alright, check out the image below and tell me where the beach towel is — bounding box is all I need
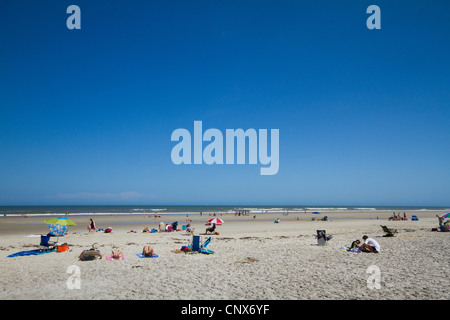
[7,248,55,258]
[201,248,214,254]
[136,253,159,258]
[106,254,125,261]
[340,246,361,253]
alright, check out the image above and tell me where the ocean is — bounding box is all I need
[0,205,448,217]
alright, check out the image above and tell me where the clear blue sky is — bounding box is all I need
[1,1,449,206]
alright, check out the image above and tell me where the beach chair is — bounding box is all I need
[201,236,214,254]
[381,225,397,237]
[187,235,214,254]
[40,235,56,250]
[187,235,201,253]
[205,224,216,234]
[316,230,331,246]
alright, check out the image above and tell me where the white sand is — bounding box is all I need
[0,211,449,300]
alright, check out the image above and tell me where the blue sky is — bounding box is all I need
[0,0,449,206]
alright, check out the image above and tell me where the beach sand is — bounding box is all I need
[0,210,449,300]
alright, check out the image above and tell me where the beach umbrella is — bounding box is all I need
[48,224,68,236]
[45,217,77,226]
[312,212,321,214]
[48,224,68,242]
[207,218,224,225]
[440,212,450,219]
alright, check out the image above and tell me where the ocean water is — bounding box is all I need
[0,205,448,217]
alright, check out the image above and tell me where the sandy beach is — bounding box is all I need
[0,210,449,300]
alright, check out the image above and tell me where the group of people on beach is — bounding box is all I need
[79,244,156,261]
[389,212,408,221]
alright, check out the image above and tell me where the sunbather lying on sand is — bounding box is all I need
[111,249,123,259]
[143,227,151,233]
[79,248,102,261]
[142,245,155,257]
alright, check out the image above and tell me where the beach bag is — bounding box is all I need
[105,228,112,233]
[57,243,69,252]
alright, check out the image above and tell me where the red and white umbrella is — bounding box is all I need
[207,218,224,225]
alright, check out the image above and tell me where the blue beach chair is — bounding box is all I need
[191,235,200,252]
[40,235,56,250]
[187,235,214,254]
[201,236,214,254]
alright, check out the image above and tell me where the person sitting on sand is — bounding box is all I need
[186,224,194,234]
[350,239,361,249]
[142,245,155,257]
[360,235,381,253]
[436,215,446,231]
[79,247,102,261]
[206,223,216,234]
[346,239,362,252]
[444,220,450,232]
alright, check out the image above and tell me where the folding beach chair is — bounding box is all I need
[316,230,332,246]
[201,236,214,254]
[40,235,56,250]
[187,235,214,254]
[191,235,200,252]
[381,225,397,237]
[185,235,200,254]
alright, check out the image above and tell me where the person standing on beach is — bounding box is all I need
[88,219,96,232]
